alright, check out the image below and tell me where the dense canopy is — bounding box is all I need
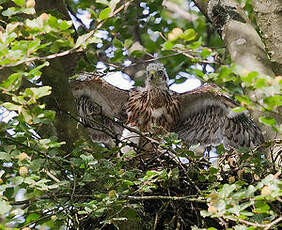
[0,0,281,229]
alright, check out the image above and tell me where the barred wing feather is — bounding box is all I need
[70,72,130,144]
[173,84,264,149]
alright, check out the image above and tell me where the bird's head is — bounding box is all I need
[145,63,169,90]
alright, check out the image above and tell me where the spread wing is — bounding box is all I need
[173,84,264,149]
[70,72,130,144]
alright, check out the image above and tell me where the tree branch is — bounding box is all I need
[126,195,206,202]
[252,0,282,75]
[224,215,282,229]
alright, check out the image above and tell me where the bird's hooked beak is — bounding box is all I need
[149,70,156,80]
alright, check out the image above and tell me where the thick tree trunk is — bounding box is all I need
[195,0,274,77]
[34,0,88,152]
[252,0,282,75]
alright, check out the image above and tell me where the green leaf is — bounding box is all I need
[12,0,25,6]
[174,77,186,84]
[75,31,99,48]
[87,36,102,44]
[124,39,133,49]
[30,86,52,99]
[131,50,145,58]
[232,107,246,112]
[255,78,267,88]
[193,69,204,77]
[0,72,22,91]
[2,102,21,111]
[97,0,109,5]
[2,7,19,16]
[10,176,24,185]
[181,29,196,42]
[145,170,158,177]
[30,158,45,171]
[0,152,11,160]
[209,167,218,175]
[113,38,123,48]
[26,213,41,224]
[122,179,134,186]
[58,20,73,31]
[239,211,254,217]
[259,117,276,126]
[34,110,56,123]
[241,71,258,83]
[221,184,237,198]
[235,95,252,105]
[263,95,282,107]
[2,7,35,16]
[162,41,173,50]
[99,7,111,20]
[233,225,248,230]
[0,200,12,215]
[201,48,211,58]
[254,200,270,213]
[81,154,95,162]
[28,62,49,78]
[190,40,201,49]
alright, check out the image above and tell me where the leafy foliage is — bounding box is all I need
[0,0,281,229]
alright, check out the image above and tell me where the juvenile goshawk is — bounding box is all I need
[70,63,264,153]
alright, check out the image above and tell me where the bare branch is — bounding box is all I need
[224,215,282,229]
[126,195,206,203]
[0,46,84,70]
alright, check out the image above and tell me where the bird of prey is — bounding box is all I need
[70,63,264,154]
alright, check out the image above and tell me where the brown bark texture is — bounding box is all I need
[207,0,274,77]
[34,0,88,152]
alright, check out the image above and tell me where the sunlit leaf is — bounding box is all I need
[190,40,201,49]
[99,7,111,20]
[162,41,173,50]
[97,0,109,5]
[2,7,35,16]
[12,0,25,6]
[0,200,12,215]
[2,102,21,111]
[259,116,276,126]
[232,107,246,112]
[181,29,197,41]
[255,78,267,88]
[0,72,22,91]
[241,71,258,83]
[30,86,52,99]
[201,48,211,58]
[263,95,282,107]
